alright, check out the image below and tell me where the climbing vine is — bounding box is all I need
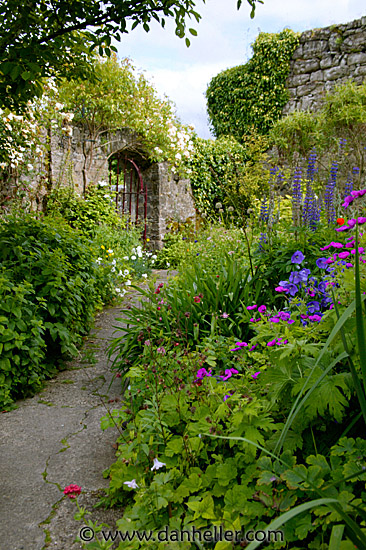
[206,29,300,141]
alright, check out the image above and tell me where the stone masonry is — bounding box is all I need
[283,15,366,114]
[49,126,196,248]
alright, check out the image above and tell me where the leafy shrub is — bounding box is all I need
[0,274,47,408]
[269,80,366,182]
[206,29,299,141]
[46,184,123,237]
[0,215,101,354]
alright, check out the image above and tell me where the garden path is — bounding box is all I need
[0,270,173,550]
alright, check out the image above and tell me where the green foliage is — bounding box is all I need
[57,55,195,170]
[46,184,123,237]
[270,80,366,179]
[0,215,108,408]
[0,274,47,408]
[206,29,300,141]
[0,0,259,110]
[186,133,270,219]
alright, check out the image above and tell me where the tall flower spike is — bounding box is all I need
[292,168,302,227]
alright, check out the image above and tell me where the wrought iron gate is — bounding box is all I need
[109,153,147,241]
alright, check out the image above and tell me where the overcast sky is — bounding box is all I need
[115,0,365,139]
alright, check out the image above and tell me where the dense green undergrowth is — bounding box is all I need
[0,186,154,409]
[88,182,366,550]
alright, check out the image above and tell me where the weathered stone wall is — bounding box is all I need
[283,16,366,114]
[49,126,195,248]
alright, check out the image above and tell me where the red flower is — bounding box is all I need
[193,296,201,303]
[336,218,345,225]
[63,484,82,499]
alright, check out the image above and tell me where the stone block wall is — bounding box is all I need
[49,126,195,248]
[283,16,366,114]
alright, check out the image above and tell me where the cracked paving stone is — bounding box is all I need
[0,271,171,550]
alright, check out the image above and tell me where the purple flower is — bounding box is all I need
[247,305,257,310]
[298,268,311,282]
[258,305,267,313]
[275,286,289,292]
[308,314,322,322]
[291,250,305,264]
[358,217,366,224]
[307,300,320,313]
[251,371,261,379]
[316,257,329,269]
[250,317,260,323]
[221,368,239,381]
[289,271,302,284]
[249,344,258,351]
[235,342,248,347]
[287,283,299,296]
[269,316,280,323]
[288,319,295,324]
[278,311,291,320]
[267,339,277,347]
[196,368,212,380]
[338,251,350,259]
[330,242,343,249]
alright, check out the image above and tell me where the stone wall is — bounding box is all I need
[283,16,366,114]
[49,126,196,248]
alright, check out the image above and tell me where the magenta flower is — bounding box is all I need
[63,484,82,499]
[330,242,343,249]
[358,217,366,224]
[338,251,350,259]
[275,286,289,292]
[247,305,257,310]
[269,316,280,323]
[220,368,239,381]
[196,368,212,380]
[251,371,261,379]
[351,247,365,254]
[267,339,277,347]
[308,314,322,322]
[258,305,267,313]
[250,317,260,323]
[249,344,258,351]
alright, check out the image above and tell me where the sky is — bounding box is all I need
[115,0,365,139]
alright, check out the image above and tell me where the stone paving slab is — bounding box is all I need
[0,271,173,550]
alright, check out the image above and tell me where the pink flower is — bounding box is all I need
[63,484,82,499]
[196,368,212,380]
[194,296,201,303]
[222,312,229,318]
[308,314,322,322]
[220,368,239,381]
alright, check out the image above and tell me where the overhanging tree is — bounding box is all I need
[0,0,260,110]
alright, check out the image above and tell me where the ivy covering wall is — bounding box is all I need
[206,29,300,142]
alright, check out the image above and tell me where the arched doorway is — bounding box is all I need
[109,151,147,242]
